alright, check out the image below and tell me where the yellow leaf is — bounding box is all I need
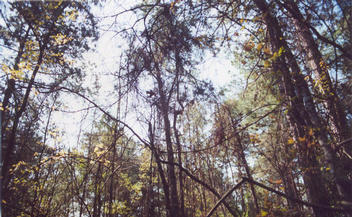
[287,138,294,145]
[257,43,263,52]
[2,200,6,204]
[263,47,271,55]
[264,60,270,68]
[261,210,268,216]
[298,137,305,142]
[308,128,313,136]
[326,167,330,171]
[281,208,288,212]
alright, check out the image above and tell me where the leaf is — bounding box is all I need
[261,210,268,216]
[308,128,313,136]
[287,138,294,144]
[264,60,270,68]
[263,47,271,55]
[298,137,305,142]
[243,41,255,51]
[269,179,282,184]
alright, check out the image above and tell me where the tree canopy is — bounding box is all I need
[1,0,351,217]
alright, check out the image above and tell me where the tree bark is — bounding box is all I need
[148,122,172,217]
[234,133,259,214]
[284,0,351,150]
[173,113,186,217]
[282,0,352,205]
[253,0,333,216]
[155,73,180,217]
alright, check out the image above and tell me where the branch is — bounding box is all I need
[59,86,150,148]
[275,0,352,60]
[206,177,352,217]
[160,160,240,217]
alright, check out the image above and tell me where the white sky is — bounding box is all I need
[50,0,243,150]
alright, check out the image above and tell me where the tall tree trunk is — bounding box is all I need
[148,122,172,217]
[284,0,351,151]
[156,73,180,217]
[253,0,333,216]
[174,113,186,217]
[282,0,352,205]
[93,162,102,217]
[108,127,118,217]
[2,3,69,203]
[237,163,246,215]
[280,129,303,213]
[280,168,302,213]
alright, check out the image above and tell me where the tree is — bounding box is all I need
[0,1,97,214]
[2,1,351,217]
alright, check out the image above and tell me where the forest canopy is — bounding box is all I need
[0,0,351,217]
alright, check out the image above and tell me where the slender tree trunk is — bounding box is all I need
[280,134,303,213]
[148,122,172,217]
[281,169,301,212]
[143,150,154,217]
[336,0,352,42]
[93,162,102,217]
[2,3,69,203]
[234,134,259,214]
[1,30,29,201]
[174,113,186,217]
[156,73,180,217]
[236,161,246,214]
[108,128,117,217]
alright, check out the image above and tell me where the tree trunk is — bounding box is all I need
[156,73,180,217]
[108,127,118,217]
[148,122,172,217]
[234,133,259,214]
[284,0,351,151]
[174,112,186,217]
[253,0,333,216]
[283,0,352,205]
[93,162,102,217]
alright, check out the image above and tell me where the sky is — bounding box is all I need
[49,0,243,150]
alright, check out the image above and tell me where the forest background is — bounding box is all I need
[0,0,351,217]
